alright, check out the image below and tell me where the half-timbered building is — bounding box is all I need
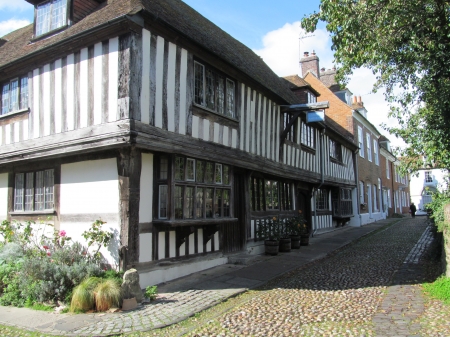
[0,0,358,286]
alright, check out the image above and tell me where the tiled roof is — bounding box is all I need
[0,0,298,104]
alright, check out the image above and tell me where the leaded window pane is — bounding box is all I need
[223,165,230,185]
[175,156,184,181]
[14,173,24,211]
[205,188,213,218]
[194,62,204,105]
[196,187,204,218]
[44,169,54,210]
[206,69,215,110]
[159,185,168,219]
[25,172,34,211]
[34,171,44,211]
[160,157,168,180]
[174,185,183,219]
[215,189,223,217]
[51,0,67,31]
[36,2,51,36]
[185,187,194,219]
[1,83,9,115]
[196,161,204,183]
[205,162,214,183]
[20,77,28,110]
[217,76,225,114]
[9,79,19,112]
[215,164,222,184]
[186,158,195,181]
[223,190,230,217]
[226,79,235,118]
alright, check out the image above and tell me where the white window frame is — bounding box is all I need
[307,91,317,103]
[1,76,28,115]
[373,184,378,211]
[358,126,364,158]
[359,181,365,204]
[425,171,433,183]
[387,189,392,207]
[373,139,379,165]
[35,0,68,37]
[301,121,315,148]
[366,133,372,162]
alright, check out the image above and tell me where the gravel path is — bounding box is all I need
[181,218,437,337]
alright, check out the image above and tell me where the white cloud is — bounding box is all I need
[0,0,32,11]
[0,19,31,37]
[253,22,404,148]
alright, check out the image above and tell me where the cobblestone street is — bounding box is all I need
[177,218,443,337]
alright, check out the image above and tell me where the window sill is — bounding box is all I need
[10,210,56,216]
[301,144,316,155]
[330,157,344,165]
[192,104,239,127]
[0,108,29,120]
[153,218,238,227]
[30,25,69,43]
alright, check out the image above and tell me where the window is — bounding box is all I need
[386,160,390,179]
[250,177,292,211]
[387,189,392,207]
[301,121,315,148]
[316,189,329,210]
[307,91,317,103]
[194,61,236,118]
[358,126,364,158]
[35,0,68,37]
[359,181,365,204]
[366,133,372,161]
[329,139,342,161]
[14,169,54,212]
[284,114,296,142]
[373,184,378,211]
[158,156,231,220]
[1,76,28,115]
[425,171,433,183]
[373,139,379,165]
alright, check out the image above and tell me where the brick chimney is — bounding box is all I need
[300,50,320,78]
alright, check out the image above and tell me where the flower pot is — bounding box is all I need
[290,235,301,249]
[264,239,279,255]
[279,237,292,252]
[300,233,310,246]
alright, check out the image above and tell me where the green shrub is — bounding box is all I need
[70,277,102,312]
[423,276,450,303]
[145,285,158,301]
[94,279,122,312]
[0,243,24,264]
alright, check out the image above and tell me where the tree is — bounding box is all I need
[301,0,450,171]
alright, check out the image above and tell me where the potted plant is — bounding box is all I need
[287,210,307,249]
[278,218,292,252]
[256,217,280,255]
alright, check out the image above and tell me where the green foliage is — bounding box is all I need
[25,300,54,311]
[255,217,281,240]
[286,212,308,236]
[94,279,122,312]
[423,276,450,304]
[145,285,158,301]
[425,189,450,232]
[302,0,450,171]
[70,277,102,312]
[81,220,113,263]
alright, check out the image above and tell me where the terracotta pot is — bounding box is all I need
[279,237,292,252]
[264,239,279,255]
[290,235,301,249]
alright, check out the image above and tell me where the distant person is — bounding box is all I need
[410,202,417,218]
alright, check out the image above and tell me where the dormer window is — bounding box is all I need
[35,0,68,37]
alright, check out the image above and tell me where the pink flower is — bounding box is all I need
[59,230,67,237]
[47,252,51,256]
[43,245,49,250]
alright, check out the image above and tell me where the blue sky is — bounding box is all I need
[0,0,400,145]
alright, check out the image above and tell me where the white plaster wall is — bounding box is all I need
[60,158,120,267]
[139,153,153,223]
[0,173,8,222]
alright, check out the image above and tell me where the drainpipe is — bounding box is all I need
[312,129,326,237]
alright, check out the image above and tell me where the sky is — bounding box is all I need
[0,0,401,146]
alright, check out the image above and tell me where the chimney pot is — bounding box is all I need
[321,67,325,72]
[357,96,362,103]
[304,51,309,57]
[352,96,357,104]
[312,50,316,56]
